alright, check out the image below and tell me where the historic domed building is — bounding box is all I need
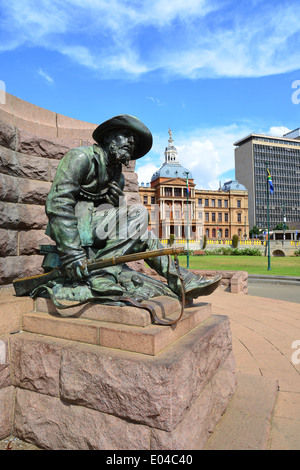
[139,130,249,241]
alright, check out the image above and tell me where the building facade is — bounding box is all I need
[235,128,300,230]
[196,182,249,240]
[139,131,249,241]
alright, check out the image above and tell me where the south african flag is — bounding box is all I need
[267,167,274,194]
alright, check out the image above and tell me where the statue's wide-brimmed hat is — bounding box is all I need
[92,114,153,160]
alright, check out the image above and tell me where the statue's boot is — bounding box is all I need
[144,238,222,300]
[88,272,124,296]
[180,272,222,299]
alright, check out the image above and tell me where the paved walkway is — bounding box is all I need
[202,287,300,450]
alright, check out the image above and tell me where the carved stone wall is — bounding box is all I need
[0,93,141,286]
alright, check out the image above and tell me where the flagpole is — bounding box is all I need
[184,171,190,268]
[266,162,271,271]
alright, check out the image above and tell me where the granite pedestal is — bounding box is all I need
[1,293,236,450]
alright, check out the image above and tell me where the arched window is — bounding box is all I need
[205,229,209,238]
[212,228,216,238]
[225,228,229,238]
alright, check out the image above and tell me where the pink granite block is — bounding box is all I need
[10,333,63,397]
[0,386,14,440]
[14,388,150,450]
[60,314,233,431]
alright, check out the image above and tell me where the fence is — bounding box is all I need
[159,239,300,247]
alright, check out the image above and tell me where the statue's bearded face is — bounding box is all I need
[105,129,139,166]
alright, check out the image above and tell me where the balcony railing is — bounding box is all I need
[159,239,300,247]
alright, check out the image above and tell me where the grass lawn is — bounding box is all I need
[177,255,300,277]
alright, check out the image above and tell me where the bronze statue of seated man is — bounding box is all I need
[28,115,221,308]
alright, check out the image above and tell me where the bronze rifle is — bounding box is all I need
[13,247,184,297]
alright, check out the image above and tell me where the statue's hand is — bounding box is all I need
[63,257,89,280]
[105,182,125,207]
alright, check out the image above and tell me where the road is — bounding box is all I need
[248,282,300,303]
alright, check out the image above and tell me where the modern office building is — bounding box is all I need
[234,129,300,230]
[139,130,249,240]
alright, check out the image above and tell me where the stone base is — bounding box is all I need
[1,293,236,449]
[24,296,212,356]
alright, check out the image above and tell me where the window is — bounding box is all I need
[205,199,209,207]
[174,188,181,197]
[165,188,172,197]
[237,213,242,223]
[225,213,228,222]
[151,196,155,204]
[218,213,222,222]
[212,212,216,222]
[205,229,210,238]
[198,198,202,206]
[211,199,215,207]
[218,199,222,207]
[225,228,229,238]
[224,200,228,208]
[205,212,209,222]
[212,228,216,238]
[175,210,181,219]
[143,196,148,204]
[237,200,241,208]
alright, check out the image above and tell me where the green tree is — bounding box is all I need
[249,225,260,237]
[273,223,289,231]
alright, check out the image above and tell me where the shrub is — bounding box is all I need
[232,234,239,248]
[232,248,262,256]
[204,247,262,256]
[294,249,300,257]
[168,234,175,246]
[205,248,233,255]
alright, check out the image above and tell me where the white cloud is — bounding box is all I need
[37,68,54,84]
[1,1,300,79]
[136,162,160,185]
[59,46,98,70]
[267,126,291,137]
[146,96,164,107]
[175,125,244,189]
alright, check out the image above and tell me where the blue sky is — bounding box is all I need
[1,0,300,189]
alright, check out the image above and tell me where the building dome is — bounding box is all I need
[151,162,192,181]
[151,129,193,181]
[222,180,247,191]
